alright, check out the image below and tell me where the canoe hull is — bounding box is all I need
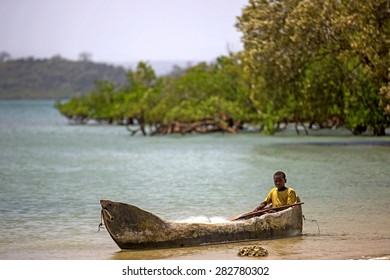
[100,200,303,250]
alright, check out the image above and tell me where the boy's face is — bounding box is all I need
[274,174,286,190]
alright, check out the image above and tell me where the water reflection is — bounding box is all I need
[109,237,306,260]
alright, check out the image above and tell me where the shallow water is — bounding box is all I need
[0,100,389,260]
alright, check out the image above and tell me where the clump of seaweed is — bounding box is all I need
[238,245,268,257]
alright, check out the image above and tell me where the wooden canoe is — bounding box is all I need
[100,199,303,250]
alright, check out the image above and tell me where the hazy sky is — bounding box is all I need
[0,0,248,63]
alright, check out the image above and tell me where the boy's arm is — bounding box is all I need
[254,201,267,211]
[254,188,274,211]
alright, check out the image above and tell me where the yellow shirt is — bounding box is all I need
[264,187,297,208]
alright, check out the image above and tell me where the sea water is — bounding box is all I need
[0,100,389,260]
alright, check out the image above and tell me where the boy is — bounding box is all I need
[254,171,297,211]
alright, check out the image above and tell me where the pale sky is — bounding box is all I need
[0,0,248,63]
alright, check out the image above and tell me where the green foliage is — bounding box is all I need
[237,0,390,135]
[56,57,253,134]
[56,0,389,136]
[149,55,252,126]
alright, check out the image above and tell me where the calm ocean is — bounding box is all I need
[0,100,389,260]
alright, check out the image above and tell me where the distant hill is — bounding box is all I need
[0,56,127,99]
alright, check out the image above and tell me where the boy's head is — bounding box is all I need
[273,171,287,190]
